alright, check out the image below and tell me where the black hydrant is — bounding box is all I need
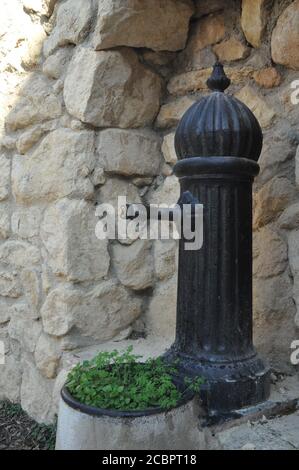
[167,62,270,414]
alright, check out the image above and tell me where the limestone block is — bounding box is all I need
[41,286,76,337]
[21,269,42,314]
[92,0,194,52]
[35,333,62,379]
[146,277,177,339]
[41,266,52,297]
[41,281,142,341]
[253,177,296,229]
[161,163,173,177]
[43,0,94,57]
[12,129,95,203]
[0,135,16,151]
[0,271,22,298]
[112,240,154,290]
[0,204,10,239]
[97,177,142,245]
[60,328,102,352]
[161,133,177,164]
[194,0,226,18]
[0,325,9,355]
[42,47,73,79]
[11,207,42,239]
[168,69,211,96]
[213,37,249,62]
[154,239,178,281]
[241,0,269,48]
[58,114,85,131]
[0,301,13,325]
[16,125,46,154]
[168,67,255,96]
[91,167,106,187]
[253,67,281,89]
[253,284,296,370]
[64,47,161,128]
[156,97,195,129]
[142,51,176,67]
[8,308,42,353]
[52,79,63,95]
[287,230,299,276]
[253,226,287,278]
[0,354,22,403]
[5,75,62,131]
[0,155,11,201]
[253,272,294,317]
[21,358,55,424]
[132,177,153,188]
[76,281,142,341]
[271,0,299,70]
[23,0,57,16]
[41,198,110,282]
[235,85,275,128]
[98,177,142,210]
[188,12,225,49]
[257,126,295,184]
[97,129,162,177]
[179,13,225,70]
[178,46,216,72]
[148,175,180,206]
[0,240,40,268]
[279,203,299,230]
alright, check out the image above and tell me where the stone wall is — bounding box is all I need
[0,0,298,423]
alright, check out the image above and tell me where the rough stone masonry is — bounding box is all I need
[0,0,298,423]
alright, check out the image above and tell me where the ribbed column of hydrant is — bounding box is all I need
[166,63,270,413]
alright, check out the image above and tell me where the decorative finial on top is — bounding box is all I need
[206,61,231,92]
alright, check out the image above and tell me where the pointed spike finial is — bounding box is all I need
[206,61,231,92]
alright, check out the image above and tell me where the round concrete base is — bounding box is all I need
[55,392,205,450]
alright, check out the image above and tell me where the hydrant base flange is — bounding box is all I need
[165,348,271,413]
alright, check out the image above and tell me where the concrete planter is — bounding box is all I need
[56,386,204,450]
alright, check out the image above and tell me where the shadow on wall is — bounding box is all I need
[0,0,179,424]
[0,0,298,424]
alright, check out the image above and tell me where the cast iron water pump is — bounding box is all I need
[165,62,270,413]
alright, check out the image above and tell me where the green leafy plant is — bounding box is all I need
[66,346,204,411]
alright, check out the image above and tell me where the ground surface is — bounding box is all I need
[216,410,299,450]
[0,402,56,450]
[209,373,299,450]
